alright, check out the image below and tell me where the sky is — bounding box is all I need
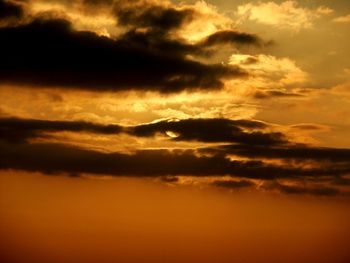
[0,0,350,262]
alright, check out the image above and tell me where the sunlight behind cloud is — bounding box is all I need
[236,1,333,31]
[333,14,350,23]
[228,54,308,90]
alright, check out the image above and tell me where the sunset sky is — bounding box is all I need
[1,0,350,262]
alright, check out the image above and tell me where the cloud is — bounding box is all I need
[215,144,350,163]
[229,54,308,88]
[0,0,23,19]
[212,179,255,189]
[0,17,248,93]
[110,0,236,43]
[265,181,340,196]
[0,117,123,143]
[333,14,350,23]
[4,117,350,166]
[112,0,194,34]
[0,141,283,178]
[1,116,350,195]
[198,30,263,47]
[0,0,273,94]
[332,176,350,186]
[2,140,348,180]
[254,90,303,99]
[82,0,113,5]
[227,54,308,98]
[130,118,287,146]
[27,0,236,42]
[0,117,287,146]
[115,28,261,59]
[236,1,333,31]
[0,1,348,198]
[290,124,325,130]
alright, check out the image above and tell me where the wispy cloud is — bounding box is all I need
[236,1,333,31]
[333,14,350,23]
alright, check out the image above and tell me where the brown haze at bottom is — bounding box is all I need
[1,171,349,263]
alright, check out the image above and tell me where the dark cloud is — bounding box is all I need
[240,56,259,65]
[130,118,286,146]
[0,141,274,178]
[0,117,123,143]
[0,0,270,93]
[216,144,350,162]
[0,0,23,19]
[199,30,263,47]
[212,179,255,189]
[254,90,304,99]
[290,124,325,130]
[110,1,263,49]
[7,132,350,183]
[115,29,199,57]
[83,0,113,6]
[332,176,350,186]
[112,2,262,56]
[269,182,340,197]
[116,29,262,60]
[160,176,179,183]
[0,18,245,93]
[113,2,194,34]
[0,117,281,146]
[1,116,350,191]
[1,140,344,179]
[2,117,350,166]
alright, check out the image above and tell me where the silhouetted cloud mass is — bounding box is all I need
[0,117,123,143]
[1,116,350,192]
[0,0,23,19]
[1,140,348,179]
[0,18,247,93]
[200,30,263,47]
[266,181,341,196]
[130,118,285,145]
[0,0,268,93]
[214,144,350,162]
[212,179,255,189]
[0,117,283,146]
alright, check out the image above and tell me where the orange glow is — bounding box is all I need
[1,171,350,263]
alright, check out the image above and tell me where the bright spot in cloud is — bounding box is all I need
[165,131,180,138]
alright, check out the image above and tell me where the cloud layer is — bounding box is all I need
[1,116,350,196]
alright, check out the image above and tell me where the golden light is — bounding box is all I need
[165,131,180,138]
